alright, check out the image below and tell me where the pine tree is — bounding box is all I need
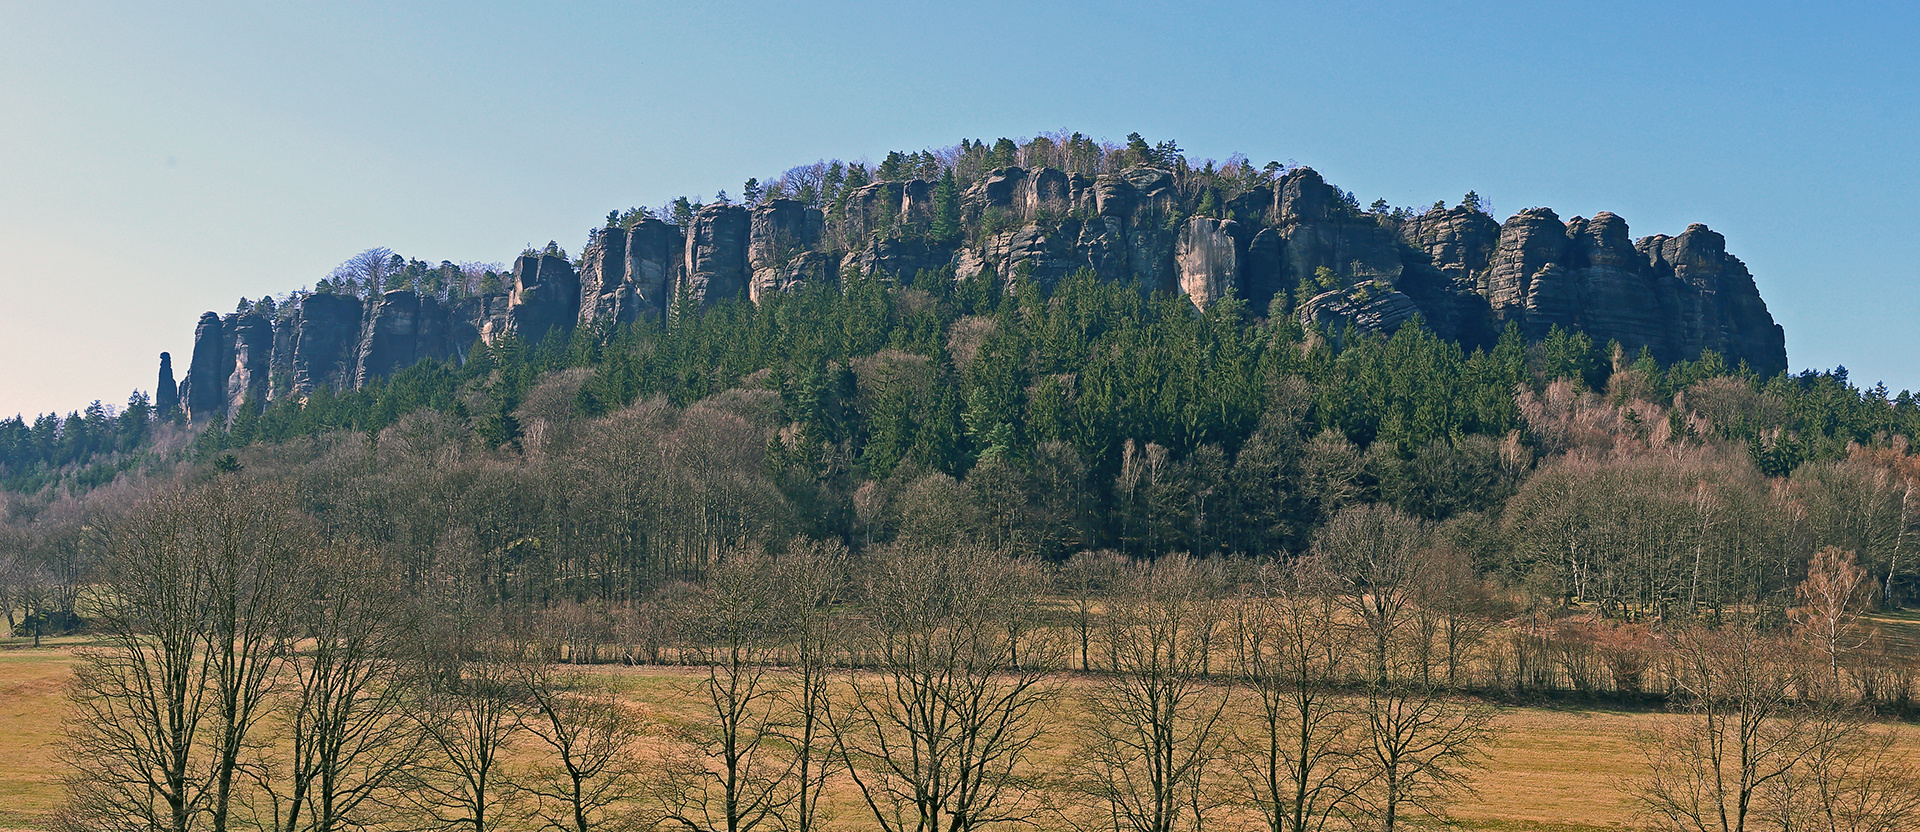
[931,167,961,242]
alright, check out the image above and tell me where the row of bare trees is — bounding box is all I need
[1635,624,1920,832]
[58,477,1505,832]
[56,472,1920,831]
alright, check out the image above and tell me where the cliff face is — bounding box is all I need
[171,161,1789,423]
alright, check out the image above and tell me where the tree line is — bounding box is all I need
[6,266,1920,637]
[48,473,1920,832]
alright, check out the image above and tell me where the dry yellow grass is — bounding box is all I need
[3,646,1918,832]
[0,643,79,832]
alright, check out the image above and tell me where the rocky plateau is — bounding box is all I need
[172,164,1787,423]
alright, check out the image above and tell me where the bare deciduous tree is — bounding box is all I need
[1231,557,1361,832]
[513,655,648,832]
[660,548,800,832]
[1348,679,1495,832]
[1075,554,1229,832]
[59,478,306,832]
[1315,504,1429,686]
[253,547,426,832]
[833,541,1061,832]
[774,538,847,832]
[1634,625,1808,832]
[406,635,526,832]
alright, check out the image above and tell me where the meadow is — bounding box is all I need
[7,635,1916,832]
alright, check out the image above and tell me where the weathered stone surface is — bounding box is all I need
[508,253,580,341]
[843,236,949,280]
[1466,208,1786,374]
[749,199,826,301]
[1643,223,1787,376]
[1538,213,1672,349]
[1399,206,1499,286]
[965,167,1027,218]
[899,179,935,227]
[224,314,273,415]
[1272,167,1405,300]
[182,312,226,423]
[1487,207,1569,317]
[290,292,363,395]
[1092,166,1180,291]
[624,217,682,324]
[755,250,838,297]
[355,291,424,386]
[577,226,627,324]
[1298,285,1423,336]
[1176,216,1241,309]
[1074,216,1131,279]
[155,352,178,416]
[843,181,906,243]
[1277,167,1333,224]
[1279,220,1403,290]
[1228,186,1273,227]
[268,306,297,399]
[1026,167,1071,214]
[682,204,750,306]
[954,222,1079,288]
[1242,227,1286,315]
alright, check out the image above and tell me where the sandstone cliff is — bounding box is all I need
[170,159,1789,423]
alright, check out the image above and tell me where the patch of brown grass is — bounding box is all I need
[7,657,1920,832]
[0,647,79,832]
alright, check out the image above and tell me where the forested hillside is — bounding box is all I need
[4,263,1918,623]
[7,132,1920,832]
[2,131,1916,626]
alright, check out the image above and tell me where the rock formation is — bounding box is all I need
[507,253,580,344]
[155,352,178,416]
[181,312,226,423]
[168,156,1791,423]
[1176,216,1241,309]
[684,204,750,306]
[749,199,827,301]
[288,293,364,395]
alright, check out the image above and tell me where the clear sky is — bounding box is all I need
[2,1,1915,419]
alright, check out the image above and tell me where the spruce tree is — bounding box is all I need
[931,168,961,242]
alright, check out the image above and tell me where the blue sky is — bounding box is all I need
[2,1,1915,417]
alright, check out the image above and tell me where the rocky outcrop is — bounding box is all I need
[289,293,363,395]
[1274,168,1404,295]
[1099,167,1182,292]
[1486,208,1568,316]
[1242,228,1286,314]
[1642,224,1786,375]
[225,314,273,414]
[507,253,580,343]
[355,291,455,386]
[577,226,628,325]
[683,204,750,306]
[155,352,178,416]
[844,236,951,280]
[626,217,683,323]
[843,181,906,244]
[167,155,1792,425]
[1298,284,1424,337]
[1400,206,1499,287]
[1176,216,1241,309]
[181,312,226,423]
[749,200,826,301]
[575,218,684,328]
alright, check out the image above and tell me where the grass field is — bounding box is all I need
[0,640,79,832]
[2,641,1914,832]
